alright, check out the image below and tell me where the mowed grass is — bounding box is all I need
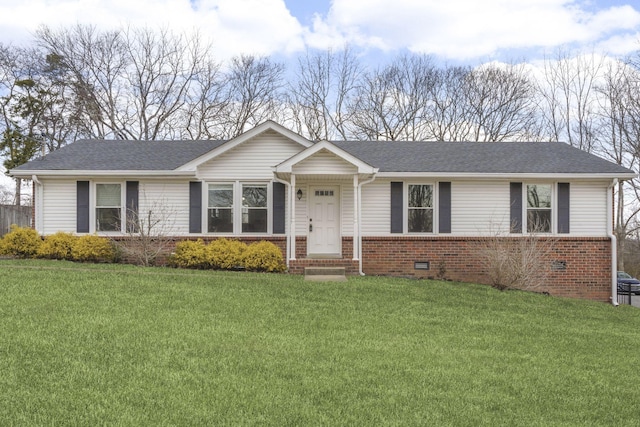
[1,260,639,426]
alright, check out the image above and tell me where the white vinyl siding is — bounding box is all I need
[138,182,191,236]
[569,182,608,235]
[292,150,357,175]
[360,179,391,235]
[197,130,304,180]
[451,181,511,235]
[35,176,611,238]
[294,184,308,235]
[42,179,76,234]
[341,184,354,236]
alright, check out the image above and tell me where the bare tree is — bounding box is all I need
[36,24,217,140]
[537,50,605,150]
[426,65,474,141]
[346,54,437,140]
[462,62,540,142]
[181,60,229,140]
[220,55,285,138]
[115,196,177,266]
[288,47,362,140]
[595,58,640,270]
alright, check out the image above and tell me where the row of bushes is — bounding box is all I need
[0,226,115,262]
[168,238,286,272]
[0,226,287,273]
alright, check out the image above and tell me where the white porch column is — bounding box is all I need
[290,174,296,261]
[353,174,359,261]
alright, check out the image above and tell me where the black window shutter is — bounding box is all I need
[189,181,202,233]
[272,182,286,234]
[126,181,139,232]
[557,183,570,233]
[439,182,451,233]
[390,181,403,233]
[77,181,90,233]
[510,182,522,233]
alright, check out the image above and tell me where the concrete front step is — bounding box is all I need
[304,266,347,282]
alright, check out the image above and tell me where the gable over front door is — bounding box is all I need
[308,185,341,257]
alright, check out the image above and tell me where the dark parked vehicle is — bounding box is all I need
[617,271,640,295]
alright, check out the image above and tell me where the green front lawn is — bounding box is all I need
[1,260,639,425]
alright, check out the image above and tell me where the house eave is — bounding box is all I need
[9,169,197,178]
[375,171,638,180]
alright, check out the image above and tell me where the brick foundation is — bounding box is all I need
[113,234,613,302]
[361,236,612,302]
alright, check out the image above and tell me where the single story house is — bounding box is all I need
[10,121,636,302]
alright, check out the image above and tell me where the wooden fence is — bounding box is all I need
[0,205,32,236]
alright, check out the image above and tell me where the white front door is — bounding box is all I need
[308,186,341,256]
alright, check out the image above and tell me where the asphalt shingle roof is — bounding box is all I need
[13,139,225,171]
[12,138,635,176]
[332,141,634,175]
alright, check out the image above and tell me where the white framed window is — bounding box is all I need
[242,184,268,233]
[407,184,434,233]
[95,183,122,232]
[208,184,234,233]
[526,184,552,233]
[206,182,270,234]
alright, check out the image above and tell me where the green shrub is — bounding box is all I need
[208,238,247,270]
[38,232,78,260]
[72,235,115,262]
[0,225,42,258]
[241,241,286,273]
[169,239,210,269]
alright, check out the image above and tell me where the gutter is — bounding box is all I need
[608,178,619,306]
[357,176,377,276]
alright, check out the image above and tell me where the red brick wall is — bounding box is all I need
[361,236,612,302]
[113,234,614,302]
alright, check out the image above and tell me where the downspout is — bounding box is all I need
[608,178,619,306]
[273,176,291,269]
[31,175,42,233]
[358,176,377,276]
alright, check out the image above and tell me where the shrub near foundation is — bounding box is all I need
[38,232,77,260]
[242,241,286,273]
[71,235,116,262]
[169,239,210,269]
[0,225,42,258]
[208,238,247,269]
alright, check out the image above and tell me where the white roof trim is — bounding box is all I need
[176,120,314,171]
[275,140,378,175]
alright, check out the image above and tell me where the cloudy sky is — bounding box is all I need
[0,0,638,63]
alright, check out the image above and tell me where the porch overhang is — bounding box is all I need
[273,140,379,178]
[271,141,378,271]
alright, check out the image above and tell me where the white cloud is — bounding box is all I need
[0,0,306,59]
[309,0,640,60]
[0,0,638,62]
